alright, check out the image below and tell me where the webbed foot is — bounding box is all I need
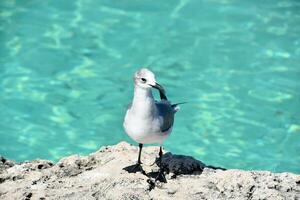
[155,169,167,183]
[123,163,146,175]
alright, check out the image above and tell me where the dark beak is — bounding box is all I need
[151,82,165,93]
[150,82,168,100]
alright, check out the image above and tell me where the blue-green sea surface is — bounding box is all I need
[0,0,300,173]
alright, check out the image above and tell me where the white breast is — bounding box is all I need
[123,110,171,145]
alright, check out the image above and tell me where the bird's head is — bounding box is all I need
[134,68,166,95]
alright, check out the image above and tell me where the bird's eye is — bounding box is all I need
[141,78,147,83]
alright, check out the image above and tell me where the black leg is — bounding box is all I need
[123,143,146,175]
[159,146,162,155]
[150,146,163,166]
[137,143,143,164]
[147,146,167,190]
[159,146,163,160]
[155,146,167,183]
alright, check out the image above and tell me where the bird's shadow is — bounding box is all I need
[123,163,146,175]
[149,152,226,179]
[124,152,226,179]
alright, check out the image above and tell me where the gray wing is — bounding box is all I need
[155,101,175,132]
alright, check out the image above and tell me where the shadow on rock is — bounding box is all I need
[123,164,146,175]
[156,152,226,178]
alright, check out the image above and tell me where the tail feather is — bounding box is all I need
[172,102,187,113]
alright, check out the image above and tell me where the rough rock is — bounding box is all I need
[0,141,299,200]
[0,156,14,172]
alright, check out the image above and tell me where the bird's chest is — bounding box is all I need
[124,110,160,135]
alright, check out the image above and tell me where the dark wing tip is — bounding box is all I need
[159,91,168,100]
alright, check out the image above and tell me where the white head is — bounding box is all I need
[133,68,166,95]
[134,68,156,88]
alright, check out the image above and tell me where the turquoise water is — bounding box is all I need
[0,0,300,173]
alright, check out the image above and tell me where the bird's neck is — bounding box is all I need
[131,86,155,115]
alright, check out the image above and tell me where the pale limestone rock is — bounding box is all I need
[0,141,299,200]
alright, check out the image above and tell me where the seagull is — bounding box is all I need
[123,68,181,182]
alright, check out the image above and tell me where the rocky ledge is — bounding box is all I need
[0,142,299,200]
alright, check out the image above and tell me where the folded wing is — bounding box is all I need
[155,101,175,132]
